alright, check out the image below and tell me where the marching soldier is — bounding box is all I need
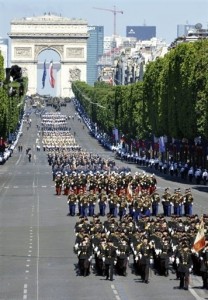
[161,188,172,217]
[103,240,117,281]
[172,188,183,217]
[80,192,89,217]
[94,238,107,276]
[77,240,92,277]
[63,174,70,195]
[109,192,119,218]
[139,236,154,283]
[67,191,77,216]
[151,191,160,216]
[118,194,128,221]
[98,190,108,216]
[88,190,97,217]
[55,173,62,195]
[183,188,194,216]
[176,242,193,290]
[116,239,131,276]
[199,242,208,289]
[157,238,172,276]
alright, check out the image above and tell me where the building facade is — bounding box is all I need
[126,26,156,41]
[0,38,9,68]
[87,25,104,86]
[177,24,196,37]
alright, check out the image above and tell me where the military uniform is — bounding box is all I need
[88,192,97,216]
[55,174,62,195]
[200,244,208,289]
[98,191,108,216]
[151,192,160,216]
[116,240,130,276]
[104,241,117,281]
[139,237,154,283]
[118,195,128,221]
[161,188,172,216]
[172,189,183,216]
[77,241,92,277]
[67,192,77,216]
[184,189,194,215]
[176,244,193,290]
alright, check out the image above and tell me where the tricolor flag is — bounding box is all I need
[42,60,47,89]
[127,182,133,201]
[192,218,206,252]
[49,60,55,88]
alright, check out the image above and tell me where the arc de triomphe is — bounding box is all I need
[8,14,88,97]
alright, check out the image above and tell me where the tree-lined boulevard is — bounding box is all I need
[0,100,207,300]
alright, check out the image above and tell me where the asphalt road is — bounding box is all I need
[0,100,207,300]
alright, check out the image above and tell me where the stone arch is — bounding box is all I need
[35,45,63,61]
[8,14,88,97]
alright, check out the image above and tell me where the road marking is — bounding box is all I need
[36,193,40,300]
[111,285,121,300]
[189,287,204,300]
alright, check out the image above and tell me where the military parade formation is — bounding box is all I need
[40,108,208,291]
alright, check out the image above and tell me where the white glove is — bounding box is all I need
[94,246,98,252]
[88,256,92,262]
[200,256,203,261]
[150,258,154,265]
[139,253,142,259]
[176,257,179,264]
[135,256,138,261]
[189,267,192,273]
[114,260,117,265]
[169,256,175,263]
[116,250,120,255]
[102,257,105,262]
[134,250,137,255]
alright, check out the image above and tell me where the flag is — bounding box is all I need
[49,60,55,88]
[159,136,166,153]
[127,182,133,201]
[42,60,47,89]
[192,219,206,252]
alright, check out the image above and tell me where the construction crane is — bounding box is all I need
[93,6,123,37]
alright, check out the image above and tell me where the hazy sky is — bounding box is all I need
[0,0,207,43]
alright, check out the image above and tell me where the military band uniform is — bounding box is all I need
[67,193,77,216]
[184,189,194,215]
[161,188,172,216]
